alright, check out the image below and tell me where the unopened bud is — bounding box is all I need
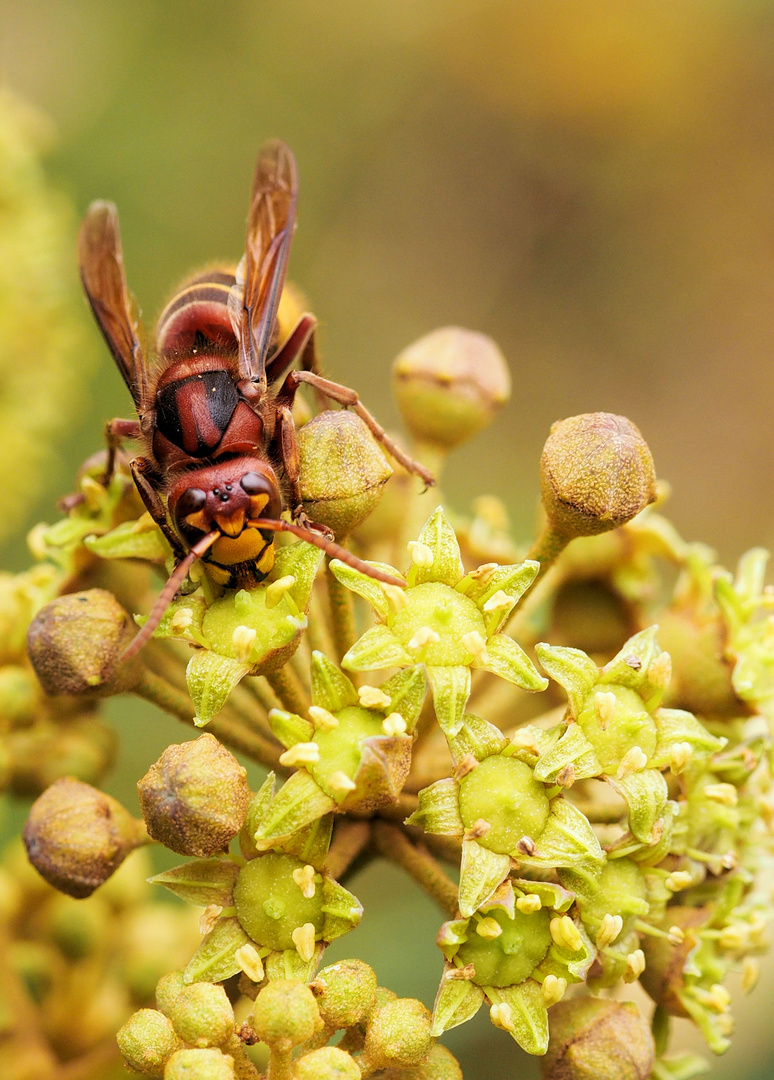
[168,982,235,1049]
[311,959,378,1028]
[251,979,320,1048]
[298,410,393,537]
[363,997,433,1070]
[293,1047,361,1080]
[539,998,654,1080]
[393,327,511,448]
[137,733,250,857]
[23,778,146,898]
[117,1008,180,1078]
[165,1048,235,1080]
[540,413,656,540]
[27,589,141,696]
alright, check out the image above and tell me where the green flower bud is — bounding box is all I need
[311,959,378,1028]
[539,998,654,1080]
[251,979,321,1047]
[0,664,40,726]
[168,982,235,1049]
[6,714,116,797]
[233,852,325,951]
[23,777,146,898]
[165,1047,235,1080]
[117,1008,180,1078]
[26,589,141,696]
[639,907,709,1017]
[380,1042,463,1080]
[157,971,187,1016]
[456,906,553,987]
[297,410,393,537]
[458,755,550,853]
[292,1046,361,1079]
[137,733,250,857]
[658,610,742,717]
[362,997,433,1070]
[37,891,111,960]
[540,413,656,540]
[393,327,510,448]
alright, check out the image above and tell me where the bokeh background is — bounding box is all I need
[3,2,774,1077]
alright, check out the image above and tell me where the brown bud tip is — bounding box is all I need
[540,998,654,1080]
[540,413,656,539]
[137,733,250,857]
[393,327,510,449]
[27,589,141,696]
[23,777,146,898]
[297,410,393,537]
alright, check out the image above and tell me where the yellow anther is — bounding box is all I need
[482,589,513,613]
[550,916,583,953]
[279,743,320,767]
[328,771,357,795]
[667,925,685,946]
[382,583,408,613]
[669,741,693,775]
[594,691,617,725]
[541,974,567,1007]
[170,607,194,634]
[235,943,265,982]
[742,957,760,993]
[665,870,693,893]
[461,630,489,665]
[358,685,391,709]
[407,626,440,652]
[617,746,648,780]
[199,905,222,936]
[719,924,747,950]
[596,913,623,949]
[231,624,257,662]
[292,864,317,899]
[509,729,541,756]
[475,917,502,940]
[407,540,435,567]
[463,818,491,841]
[309,705,339,731]
[707,984,732,1013]
[516,893,542,914]
[489,1002,515,1032]
[291,923,317,963]
[704,783,738,807]
[265,575,296,609]
[647,651,672,689]
[623,949,646,982]
[382,713,407,737]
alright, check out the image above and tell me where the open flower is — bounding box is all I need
[331,506,547,736]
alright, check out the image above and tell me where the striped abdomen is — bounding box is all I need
[155,268,238,355]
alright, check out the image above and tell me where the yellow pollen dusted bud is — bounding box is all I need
[407,540,435,568]
[292,922,317,963]
[596,913,624,949]
[358,684,392,709]
[516,893,542,914]
[235,943,264,983]
[550,916,583,953]
[382,712,407,736]
[624,948,646,982]
[308,705,339,731]
[279,742,320,767]
[490,1001,516,1031]
[292,864,317,899]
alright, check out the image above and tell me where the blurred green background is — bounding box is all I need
[3,2,774,1077]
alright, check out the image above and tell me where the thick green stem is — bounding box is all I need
[266,664,310,715]
[325,553,356,662]
[526,521,570,579]
[371,821,458,917]
[267,1042,293,1080]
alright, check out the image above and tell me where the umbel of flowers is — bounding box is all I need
[4,248,774,1078]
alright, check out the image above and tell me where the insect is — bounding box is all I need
[78,139,433,660]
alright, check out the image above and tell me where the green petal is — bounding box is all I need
[407,778,464,835]
[85,518,172,562]
[150,859,238,907]
[321,877,363,942]
[281,814,334,872]
[448,713,508,766]
[254,770,337,849]
[269,708,314,749]
[511,878,575,913]
[184,917,251,983]
[265,946,324,983]
[485,980,548,1055]
[460,561,540,635]
[600,626,661,693]
[311,650,358,711]
[408,506,464,588]
[609,769,668,845]
[427,665,471,737]
[186,651,250,726]
[458,839,511,917]
[535,643,599,716]
[533,724,602,784]
[273,541,325,610]
[431,972,485,1036]
[479,636,548,692]
[239,774,276,859]
[734,547,769,607]
[328,559,396,619]
[380,665,427,732]
[342,624,413,672]
[652,708,726,764]
[517,800,604,874]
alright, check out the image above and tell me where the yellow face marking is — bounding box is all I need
[214,508,246,537]
[211,528,269,566]
[250,493,269,517]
